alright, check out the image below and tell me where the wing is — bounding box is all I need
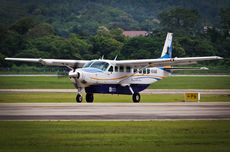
[116,56,223,67]
[5,58,89,68]
[163,67,209,71]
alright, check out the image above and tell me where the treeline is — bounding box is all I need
[1,0,229,35]
[0,1,230,68]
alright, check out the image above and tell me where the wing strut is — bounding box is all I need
[129,86,134,94]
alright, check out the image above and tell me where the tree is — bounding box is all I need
[26,23,55,39]
[14,48,49,58]
[10,17,37,35]
[177,36,216,56]
[110,28,126,42]
[90,34,123,59]
[121,35,163,59]
[0,30,25,56]
[68,34,91,59]
[158,8,200,34]
[220,8,230,29]
[0,52,6,67]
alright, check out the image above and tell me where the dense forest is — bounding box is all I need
[0,0,229,69]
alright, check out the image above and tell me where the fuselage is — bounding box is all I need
[69,60,171,94]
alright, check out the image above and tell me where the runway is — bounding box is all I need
[0,102,230,120]
[1,89,229,94]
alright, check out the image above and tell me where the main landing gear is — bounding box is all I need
[76,93,94,103]
[128,85,140,103]
[86,93,94,103]
[132,93,140,103]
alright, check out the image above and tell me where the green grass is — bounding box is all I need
[0,76,229,89]
[0,76,74,89]
[150,76,230,89]
[0,93,229,103]
[0,121,230,152]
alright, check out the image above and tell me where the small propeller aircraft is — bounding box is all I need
[5,33,223,103]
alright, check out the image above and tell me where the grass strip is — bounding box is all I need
[149,76,230,89]
[0,76,229,89]
[0,121,230,152]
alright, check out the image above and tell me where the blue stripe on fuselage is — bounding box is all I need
[133,76,161,81]
[159,67,171,73]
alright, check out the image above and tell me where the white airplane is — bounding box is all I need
[5,33,223,103]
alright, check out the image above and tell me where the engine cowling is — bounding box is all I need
[69,69,83,80]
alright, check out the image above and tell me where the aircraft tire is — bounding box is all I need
[76,94,83,103]
[86,93,94,103]
[132,93,140,103]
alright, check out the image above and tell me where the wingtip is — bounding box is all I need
[200,67,209,70]
[216,56,223,59]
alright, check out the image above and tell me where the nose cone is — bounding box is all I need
[69,69,82,79]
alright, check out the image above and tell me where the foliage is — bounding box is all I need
[158,8,200,34]
[0,1,229,68]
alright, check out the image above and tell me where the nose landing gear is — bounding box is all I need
[76,87,83,103]
[76,94,83,103]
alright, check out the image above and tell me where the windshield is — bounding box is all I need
[83,61,109,71]
[83,61,93,68]
[90,61,109,71]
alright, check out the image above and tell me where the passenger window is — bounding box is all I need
[126,66,131,72]
[139,70,142,74]
[147,69,150,74]
[108,66,113,72]
[151,69,157,73]
[115,66,118,72]
[143,68,147,74]
[120,66,124,72]
[134,68,137,73]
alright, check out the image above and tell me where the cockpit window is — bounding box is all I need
[83,61,93,68]
[83,61,110,71]
[83,61,109,71]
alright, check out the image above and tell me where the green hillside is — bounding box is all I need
[0,0,229,69]
[1,0,229,33]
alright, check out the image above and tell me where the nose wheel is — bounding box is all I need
[76,94,83,103]
[132,93,140,103]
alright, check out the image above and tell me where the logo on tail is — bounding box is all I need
[161,33,173,59]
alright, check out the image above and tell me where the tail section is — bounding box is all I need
[161,33,173,58]
[160,33,173,75]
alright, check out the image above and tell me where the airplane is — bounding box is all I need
[5,33,223,103]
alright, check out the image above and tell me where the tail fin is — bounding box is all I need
[161,32,173,58]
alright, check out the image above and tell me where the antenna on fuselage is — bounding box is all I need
[114,55,118,60]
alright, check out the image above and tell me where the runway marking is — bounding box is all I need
[0,102,230,121]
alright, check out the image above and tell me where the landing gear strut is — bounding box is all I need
[76,94,83,103]
[132,93,140,103]
[86,93,94,103]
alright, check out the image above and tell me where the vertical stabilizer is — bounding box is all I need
[161,33,173,58]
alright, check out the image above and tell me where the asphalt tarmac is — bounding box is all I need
[0,102,230,120]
